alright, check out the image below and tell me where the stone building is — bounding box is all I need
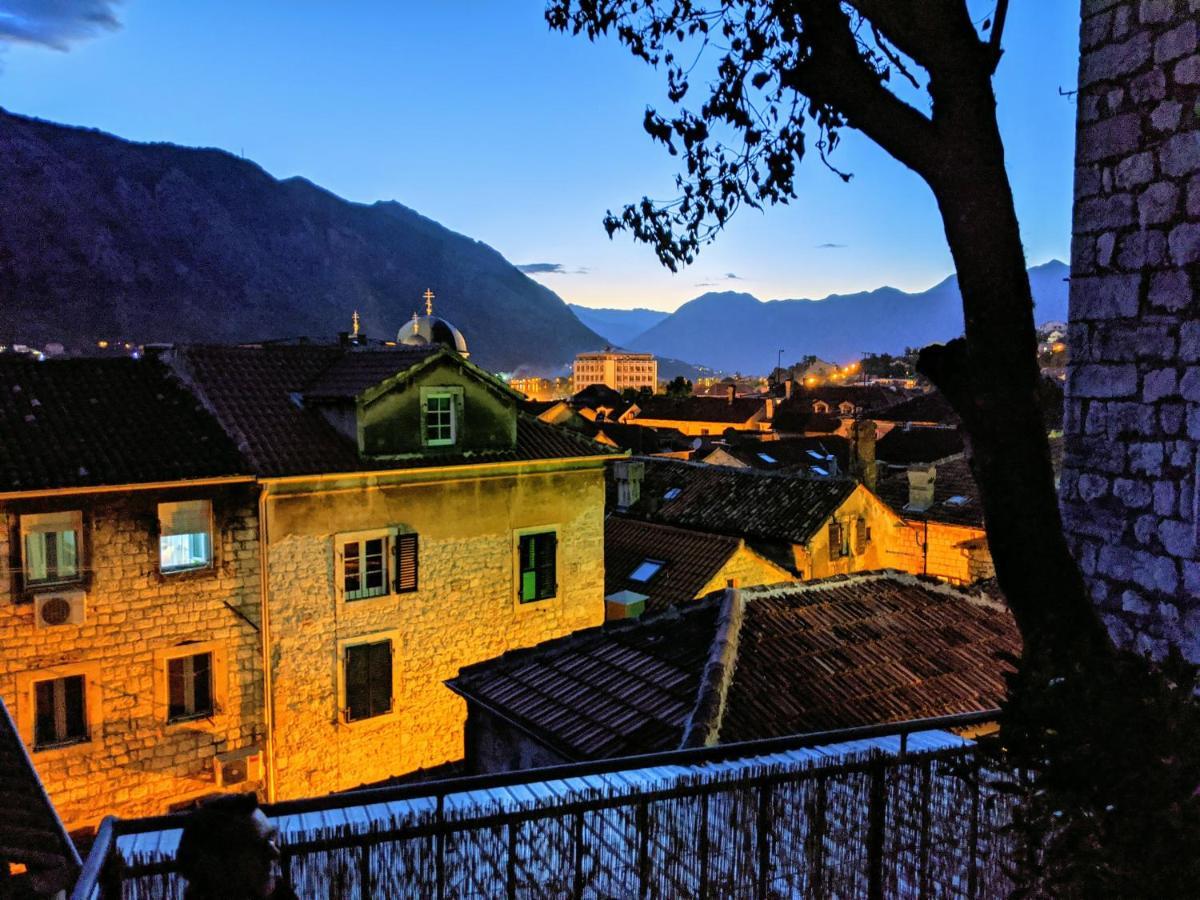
[0,357,264,830]
[170,342,614,797]
[1062,0,1200,657]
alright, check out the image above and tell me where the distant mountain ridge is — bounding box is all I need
[0,108,604,372]
[566,304,670,346]
[614,261,1069,372]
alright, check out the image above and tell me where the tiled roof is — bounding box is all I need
[875,455,985,527]
[302,347,437,400]
[611,457,857,545]
[0,356,248,493]
[448,602,720,760]
[872,391,959,425]
[875,427,964,465]
[172,345,615,477]
[712,436,852,475]
[770,401,843,434]
[605,516,742,613]
[449,572,1018,759]
[0,697,80,884]
[583,420,689,455]
[633,396,765,424]
[797,385,908,411]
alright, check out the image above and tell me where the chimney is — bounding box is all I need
[851,418,878,490]
[907,464,936,511]
[727,384,736,404]
[613,459,645,509]
[765,397,776,419]
[605,590,647,621]
[784,379,793,400]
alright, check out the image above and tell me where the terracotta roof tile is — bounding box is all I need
[0,356,247,492]
[605,517,741,612]
[875,455,985,527]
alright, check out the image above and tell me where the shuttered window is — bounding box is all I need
[167,652,214,721]
[34,675,87,749]
[855,517,870,555]
[345,641,393,722]
[828,521,842,562]
[518,532,557,603]
[394,533,419,593]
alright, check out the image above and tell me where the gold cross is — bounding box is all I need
[423,288,435,316]
[352,310,360,336]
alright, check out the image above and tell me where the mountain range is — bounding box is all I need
[0,108,603,373]
[571,261,1069,373]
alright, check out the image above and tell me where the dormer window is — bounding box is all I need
[420,386,462,449]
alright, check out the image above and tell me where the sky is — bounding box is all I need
[0,1,1080,312]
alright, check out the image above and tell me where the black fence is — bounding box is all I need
[74,712,1018,899]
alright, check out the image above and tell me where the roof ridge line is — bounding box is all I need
[678,586,746,749]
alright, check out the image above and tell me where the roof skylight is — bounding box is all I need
[629,559,665,582]
[663,487,681,500]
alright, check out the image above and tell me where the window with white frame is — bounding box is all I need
[158,500,213,573]
[424,392,456,446]
[33,674,88,749]
[20,511,83,587]
[342,536,389,600]
[167,652,214,722]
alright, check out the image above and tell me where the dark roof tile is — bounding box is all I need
[605,517,741,612]
[633,396,766,424]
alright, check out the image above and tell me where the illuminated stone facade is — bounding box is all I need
[0,484,264,830]
[1063,0,1200,658]
[264,462,606,797]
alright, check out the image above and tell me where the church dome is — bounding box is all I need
[397,290,469,357]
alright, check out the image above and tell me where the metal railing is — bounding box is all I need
[73,710,1013,899]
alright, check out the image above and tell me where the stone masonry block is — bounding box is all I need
[1155,21,1197,64]
[1129,67,1167,104]
[1182,323,1200,361]
[1138,181,1179,224]
[1114,150,1155,188]
[1175,54,1200,85]
[1159,518,1196,557]
[1070,273,1141,318]
[1154,479,1177,515]
[1161,402,1186,434]
[1150,100,1183,132]
[1081,32,1151,87]
[1148,269,1192,309]
[1072,363,1140,397]
[1168,221,1200,264]
[1075,192,1138,231]
[1160,130,1200,177]
[1129,441,1165,475]
[1118,230,1166,269]
[1078,113,1143,163]
[1114,476,1153,507]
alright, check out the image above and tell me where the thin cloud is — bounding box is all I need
[724,272,742,280]
[517,262,588,275]
[0,0,122,51]
[815,242,848,249]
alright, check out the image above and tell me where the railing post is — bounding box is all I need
[805,780,828,898]
[867,760,887,900]
[756,782,772,900]
[968,757,981,900]
[918,758,933,899]
[636,798,650,899]
[573,811,585,899]
[435,793,446,900]
[358,844,372,899]
[506,820,518,900]
[698,793,710,900]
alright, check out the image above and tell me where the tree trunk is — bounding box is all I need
[917,63,1112,668]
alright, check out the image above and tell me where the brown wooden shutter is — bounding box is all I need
[828,521,841,562]
[394,533,419,594]
[536,532,557,599]
[854,517,868,555]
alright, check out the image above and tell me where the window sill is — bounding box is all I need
[156,564,216,583]
[338,709,399,729]
[32,736,92,758]
[513,594,562,616]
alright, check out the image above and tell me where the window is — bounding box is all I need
[167,652,214,722]
[20,511,82,587]
[344,537,388,600]
[518,531,557,603]
[34,675,88,749]
[828,520,850,561]
[345,640,393,722]
[158,500,212,573]
[629,559,664,582]
[424,392,456,446]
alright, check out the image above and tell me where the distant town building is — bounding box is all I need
[572,348,657,394]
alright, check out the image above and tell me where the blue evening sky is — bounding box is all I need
[0,1,1079,311]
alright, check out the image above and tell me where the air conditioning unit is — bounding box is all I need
[34,590,86,628]
[214,747,264,789]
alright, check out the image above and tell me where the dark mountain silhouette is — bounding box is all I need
[566,304,669,346]
[0,108,605,372]
[624,260,1069,372]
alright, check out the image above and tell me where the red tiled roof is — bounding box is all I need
[605,517,741,613]
[0,356,248,492]
[172,345,615,477]
[875,455,985,528]
[610,457,857,545]
[449,572,1019,760]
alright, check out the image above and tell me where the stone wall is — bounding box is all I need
[886,520,993,586]
[265,463,607,798]
[0,486,264,830]
[1064,0,1200,657]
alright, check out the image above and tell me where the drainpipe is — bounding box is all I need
[257,484,277,802]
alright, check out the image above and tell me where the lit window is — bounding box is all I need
[34,675,88,749]
[158,500,212,573]
[424,392,456,446]
[663,487,681,500]
[344,537,388,600]
[629,559,664,582]
[345,640,393,721]
[167,653,214,722]
[20,511,82,587]
[518,531,557,603]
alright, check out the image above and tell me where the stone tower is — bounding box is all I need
[1061,0,1199,658]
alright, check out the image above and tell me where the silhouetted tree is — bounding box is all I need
[547,0,1107,669]
[665,374,693,397]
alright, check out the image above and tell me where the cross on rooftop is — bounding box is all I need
[423,288,435,316]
